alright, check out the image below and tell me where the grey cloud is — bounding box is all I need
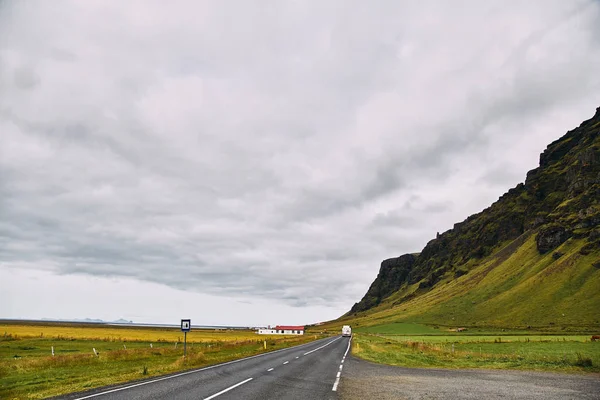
[371,211,417,228]
[1,0,600,322]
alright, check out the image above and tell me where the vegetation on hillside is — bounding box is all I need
[344,107,600,330]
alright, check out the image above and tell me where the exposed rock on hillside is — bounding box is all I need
[536,225,569,254]
[350,254,416,313]
[350,107,600,315]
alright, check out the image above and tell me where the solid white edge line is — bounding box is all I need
[332,336,352,392]
[204,377,253,400]
[303,336,341,356]
[343,337,352,358]
[72,336,336,400]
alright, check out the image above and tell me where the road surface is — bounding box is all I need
[55,336,350,400]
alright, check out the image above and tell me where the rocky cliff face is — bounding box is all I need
[350,108,600,315]
[351,254,416,313]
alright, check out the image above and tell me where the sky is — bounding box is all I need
[1,1,600,327]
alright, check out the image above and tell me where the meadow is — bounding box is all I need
[351,323,600,373]
[0,322,325,399]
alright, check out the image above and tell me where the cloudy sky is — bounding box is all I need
[1,1,599,326]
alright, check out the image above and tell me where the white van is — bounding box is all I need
[342,325,352,337]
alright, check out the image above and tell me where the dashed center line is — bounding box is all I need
[267,368,274,372]
[204,377,253,400]
[304,336,341,355]
[283,361,289,365]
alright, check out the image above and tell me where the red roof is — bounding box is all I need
[274,325,304,330]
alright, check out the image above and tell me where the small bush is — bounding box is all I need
[574,353,593,368]
[142,365,148,375]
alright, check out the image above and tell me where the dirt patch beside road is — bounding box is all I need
[338,356,600,400]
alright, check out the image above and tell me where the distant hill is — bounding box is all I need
[40,317,134,324]
[341,107,600,330]
[113,319,133,324]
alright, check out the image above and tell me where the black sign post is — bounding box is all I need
[181,319,191,357]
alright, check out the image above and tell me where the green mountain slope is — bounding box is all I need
[343,108,600,330]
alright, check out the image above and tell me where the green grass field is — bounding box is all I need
[351,329,600,373]
[0,322,326,399]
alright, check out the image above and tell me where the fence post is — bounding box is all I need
[51,346,54,356]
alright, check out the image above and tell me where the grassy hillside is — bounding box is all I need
[329,107,600,332]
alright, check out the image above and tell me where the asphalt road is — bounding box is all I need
[337,355,600,400]
[55,336,350,400]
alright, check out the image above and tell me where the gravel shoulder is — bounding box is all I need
[338,355,600,400]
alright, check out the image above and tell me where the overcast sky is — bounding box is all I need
[1,1,599,327]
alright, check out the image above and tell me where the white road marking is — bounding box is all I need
[71,337,332,399]
[332,337,352,392]
[343,338,351,358]
[295,356,299,359]
[267,368,274,372]
[204,377,253,400]
[332,377,341,391]
[303,336,341,356]
[283,361,289,364]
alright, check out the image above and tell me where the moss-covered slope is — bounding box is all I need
[345,107,600,329]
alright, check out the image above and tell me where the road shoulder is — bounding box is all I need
[338,355,600,400]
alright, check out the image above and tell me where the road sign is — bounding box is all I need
[181,319,191,332]
[181,319,191,357]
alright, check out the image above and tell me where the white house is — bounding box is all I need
[257,325,305,335]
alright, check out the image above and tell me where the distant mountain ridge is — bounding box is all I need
[40,317,133,324]
[345,108,600,329]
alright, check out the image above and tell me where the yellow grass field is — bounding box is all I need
[1,323,278,343]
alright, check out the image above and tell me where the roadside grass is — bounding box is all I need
[351,333,600,373]
[355,322,442,335]
[0,323,326,399]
